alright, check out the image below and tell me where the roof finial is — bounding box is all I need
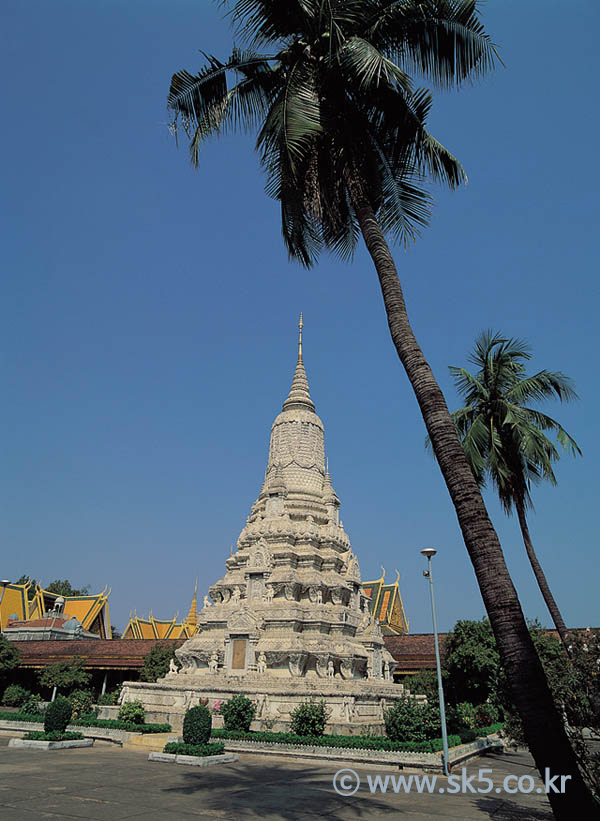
[283,313,315,412]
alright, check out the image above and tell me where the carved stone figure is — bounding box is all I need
[231,588,241,604]
[257,652,267,674]
[169,658,178,674]
[208,651,219,673]
[203,596,211,609]
[316,589,323,604]
[327,660,335,678]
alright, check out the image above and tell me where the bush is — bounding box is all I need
[44,696,72,733]
[474,702,499,727]
[290,700,329,737]
[220,694,256,732]
[183,705,212,745]
[0,710,42,723]
[384,697,440,742]
[19,694,42,715]
[97,691,118,706]
[453,702,477,731]
[163,741,225,757]
[118,700,146,725]
[69,690,94,719]
[23,731,83,741]
[72,716,170,733]
[2,684,30,707]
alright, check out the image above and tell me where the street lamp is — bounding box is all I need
[421,549,450,777]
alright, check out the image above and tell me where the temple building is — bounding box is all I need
[120,317,408,733]
[0,580,112,640]
[122,584,199,640]
[362,569,409,636]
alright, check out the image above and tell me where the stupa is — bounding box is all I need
[120,317,405,732]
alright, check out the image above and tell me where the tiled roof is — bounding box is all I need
[384,633,449,672]
[15,639,186,669]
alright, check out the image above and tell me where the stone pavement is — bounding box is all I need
[0,736,553,820]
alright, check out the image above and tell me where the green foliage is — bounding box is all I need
[2,684,30,707]
[452,702,477,731]
[384,697,441,743]
[46,579,90,597]
[97,691,118,706]
[289,700,329,737]
[164,741,225,757]
[139,643,180,683]
[443,619,500,705]
[405,670,438,702]
[211,728,463,753]
[219,694,256,732]
[183,705,212,745]
[474,702,500,727]
[69,690,94,719]
[44,695,72,734]
[38,656,90,695]
[0,636,20,683]
[23,731,83,741]
[19,694,43,715]
[72,717,171,733]
[0,710,42,723]
[118,700,146,725]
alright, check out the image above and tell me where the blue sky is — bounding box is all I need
[2,1,598,634]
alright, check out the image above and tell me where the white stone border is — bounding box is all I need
[148,751,239,767]
[8,738,94,750]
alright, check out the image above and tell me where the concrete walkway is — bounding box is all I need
[0,736,553,819]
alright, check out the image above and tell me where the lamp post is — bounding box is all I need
[421,549,450,777]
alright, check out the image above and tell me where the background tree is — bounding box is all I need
[448,330,580,647]
[0,635,20,688]
[139,643,180,682]
[166,3,596,810]
[38,657,90,697]
[405,669,438,702]
[443,618,499,706]
[46,579,91,597]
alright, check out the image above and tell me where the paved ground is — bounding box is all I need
[0,736,553,820]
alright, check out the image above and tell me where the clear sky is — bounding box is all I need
[2,1,598,635]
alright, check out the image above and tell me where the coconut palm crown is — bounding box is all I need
[449,330,581,645]
[168,0,497,264]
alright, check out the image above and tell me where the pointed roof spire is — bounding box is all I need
[186,581,198,628]
[282,313,315,412]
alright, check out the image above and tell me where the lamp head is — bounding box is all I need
[420,548,437,560]
[0,580,10,586]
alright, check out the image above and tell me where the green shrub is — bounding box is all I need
[163,741,225,757]
[289,700,329,737]
[0,710,42,723]
[69,690,94,719]
[220,694,256,732]
[183,705,212,745]
[454,701,477,730]
[211,728,463,753]
[23,731,83,741]
[2,684,30,707]
[44,695,72,733]
[384,697,440,742]
[72,716,171,733]
[474,702,499,727]
[97,691,118,706]
[19,694,42,715]
[118,700,145,725]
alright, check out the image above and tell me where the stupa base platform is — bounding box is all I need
[120,673,413,735]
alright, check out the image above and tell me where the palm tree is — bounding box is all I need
[166,1,597,812]
[448,331,581,649]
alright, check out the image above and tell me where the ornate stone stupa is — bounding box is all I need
[121,317,404,732]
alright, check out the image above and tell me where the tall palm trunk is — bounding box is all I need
[348,180,597,817]
[513,493,570,649]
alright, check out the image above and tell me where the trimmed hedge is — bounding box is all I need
[44,696,72,734]
[183,705,212,746]
[211,725,503,753]
[163,741,225,757]
[211,728,461,753]
[0,711,171,734]
[23,731,84,741]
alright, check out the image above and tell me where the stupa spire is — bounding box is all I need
[282,313,315,412]
[185,580,198,628]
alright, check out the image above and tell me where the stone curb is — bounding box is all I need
[148,751,239,767]
[8,738,94,750]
